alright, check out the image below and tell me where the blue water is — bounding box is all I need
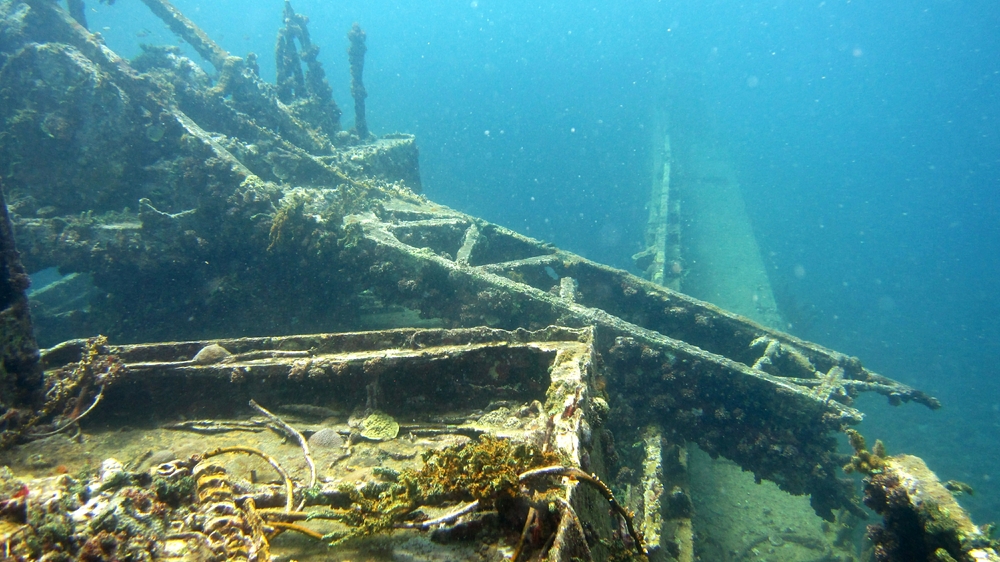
[89,0,1000,522]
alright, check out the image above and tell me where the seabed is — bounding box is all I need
[0,1,995,561]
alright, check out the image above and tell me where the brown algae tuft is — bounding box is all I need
[843,428,888,475]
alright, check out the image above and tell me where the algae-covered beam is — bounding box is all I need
[445,213,938,411]
[38,326,594,427]
[348,23,369,139]
[347,204,940,519]
[353,210,861,518]
[139,0,229,72]
[355,205,932,411]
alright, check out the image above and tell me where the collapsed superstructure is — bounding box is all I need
[0,1,993,561]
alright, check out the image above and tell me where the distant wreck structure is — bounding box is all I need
[0,1,994,561]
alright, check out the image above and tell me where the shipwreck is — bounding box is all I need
[0,1,994,561]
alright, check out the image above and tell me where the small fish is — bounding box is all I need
[136,28,151,38]
[145,123,166,142]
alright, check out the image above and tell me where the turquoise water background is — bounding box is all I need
[86,0,1000,523]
